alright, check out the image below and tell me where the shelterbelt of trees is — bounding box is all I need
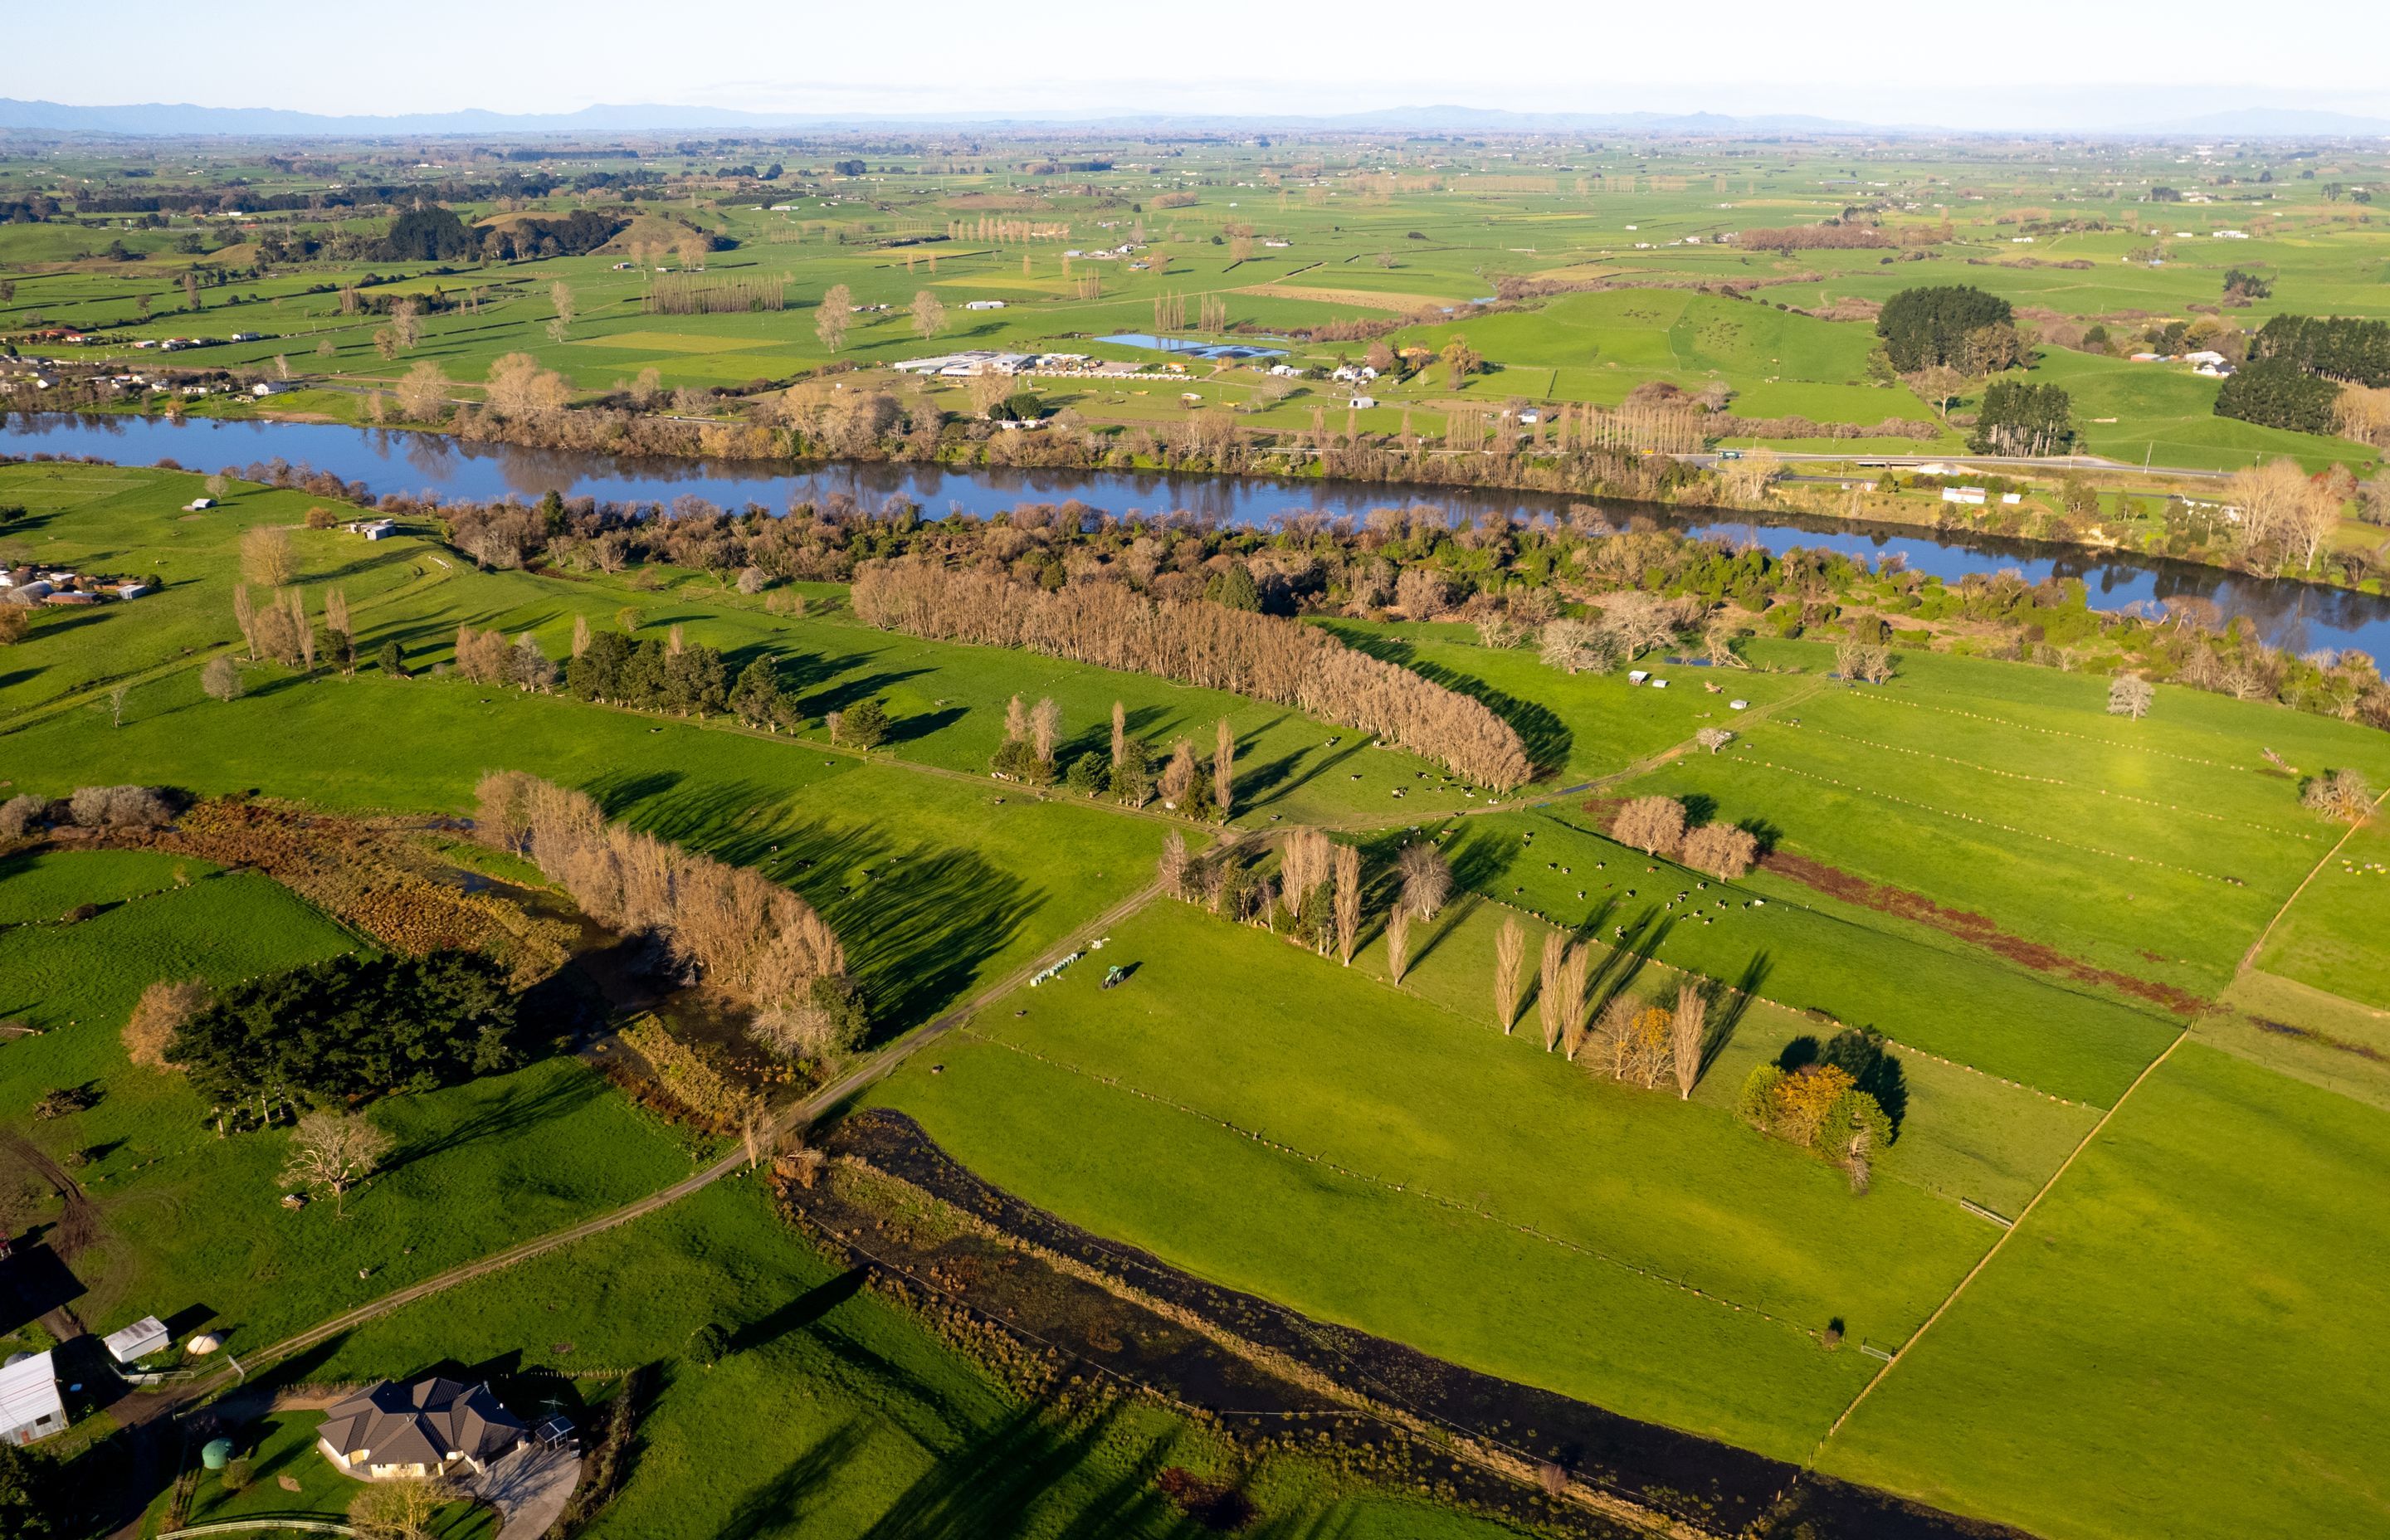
[852,556,1534,788]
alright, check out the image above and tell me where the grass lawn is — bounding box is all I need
[868,899,2061,1460]
[1618,642,2390,1001]
[1445,804,2180,1106]
[280,1177,1519,1540]
[1817,1043,2390,1540]
[2,667,1169,1035]
[2250,813,2390,1011]
[142,1411,495,1539]
[0,850,700,1354]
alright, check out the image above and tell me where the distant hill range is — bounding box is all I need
[0,96,2385,139]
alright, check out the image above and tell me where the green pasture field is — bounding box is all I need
[1447,803,2180,1106]
[0,461,437,719]
[0,463,1480,832]
[871,897,2091,1460]
[2202,969,2390,1114]
[1617,641,2390,1001]
[288,1177,1519,1540]
[10,136,2390,474]
[1817,1043,2390,1540]
[2250,813,2390,1010]
[0,850,700,1353]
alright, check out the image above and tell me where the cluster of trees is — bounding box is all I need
[852,557,1531,788]
[222,525,359,676]
[1734,224,1891,252]
[1612,794,1761,880]
[2216,358,2342,436]
[475,773,860,1056]
[1968,380,2075,456]
[996,695,1236,817]
[157,952,520,1128]
[2249,314,2390,387]
[2223,458,2344,572]
[564,627,731,716]
[1738,1030,1902,1191]
[378,203,627,263]
[1875,285,2020,374]
[1161,826,1448,979]
[1,783,174,837]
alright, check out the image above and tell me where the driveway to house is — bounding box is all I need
[473,1445,580,1539]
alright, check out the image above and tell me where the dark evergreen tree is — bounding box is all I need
[1876,285,2014,372]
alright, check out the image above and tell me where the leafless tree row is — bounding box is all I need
[851,557,1531,787]
[475,773,848,1044]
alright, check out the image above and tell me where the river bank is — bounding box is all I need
[8,408,2390,659]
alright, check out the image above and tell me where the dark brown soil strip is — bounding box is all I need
[809,1109,2034,1540]
[1753,850,2210,1019]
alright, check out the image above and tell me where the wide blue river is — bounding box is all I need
[8,410,2388,657]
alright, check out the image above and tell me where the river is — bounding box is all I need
[9,409,2389,658]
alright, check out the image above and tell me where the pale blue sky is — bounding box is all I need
[7,0,2388,129]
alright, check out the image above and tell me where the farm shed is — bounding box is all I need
[103,1315,171,1365]
[0,1352,64,1445]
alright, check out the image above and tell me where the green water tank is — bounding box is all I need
[201,1438,234,1471]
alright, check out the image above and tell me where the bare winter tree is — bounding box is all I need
[241,524,295,587]
[124,978,210,1069]
[1493,915,1525,1033]
[851,558,1531,787]
[1612,796,1685,856]
[2302,768,2376,824]
[817,284,853,353]
[1558,943,1592,1060]
[2107,674,2155,719]
[1004,694,1029,746]
[1213,717,1235,816]
[1158,829,1190,897]
[1397,841,1451,919]
[572,613,593,659]
[1670,984,1706,1099]
[396,359,448,422]
[1031,696,1061,768]
[1160,739,1197,808]
[1680,822,1758,880]
[1110,699,1129,768]
[349,1474,455,1540]
[1385,904,1413,983]
[232,582,259,657]
[1332,842,1362,964]
[1280,827,1334,915]
[282,1109,393,1219]
[201,655,243,702]
[911,290,947,342]
[1537,932,1566,1051]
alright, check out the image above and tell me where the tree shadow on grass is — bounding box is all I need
[793,665,933,722]
[851,1404,1183,1540]
[715,1418,878,1540]
[612,777,1046,1035]
[1701,950,1773,1078]
[376,1064,607,1177]
[726,1268,870,1359]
